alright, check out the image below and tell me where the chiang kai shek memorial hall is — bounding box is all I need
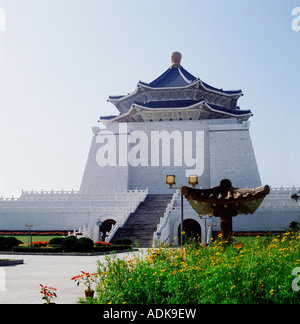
[1,52,300,246]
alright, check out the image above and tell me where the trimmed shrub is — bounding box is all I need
[0,237,23,251]
[62,236,77,252]
[0,237,5,250]
[75,237,94,252]
[48,237,64,246]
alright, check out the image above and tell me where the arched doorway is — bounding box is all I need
[99,219,116,241]
[178,219,201,244]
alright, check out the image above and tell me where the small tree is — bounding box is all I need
[62,235,77,252]
[288,221,300,232]
[291,191,300,202]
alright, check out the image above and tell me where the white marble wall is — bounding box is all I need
[80,118,262,193]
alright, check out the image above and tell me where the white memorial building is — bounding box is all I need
[1,53,299,246]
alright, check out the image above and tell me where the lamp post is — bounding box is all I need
[198,214,212,246]
[198,215,217,245]
[96,220,103,241]
[166,175,198,245]
[25,222,34,246]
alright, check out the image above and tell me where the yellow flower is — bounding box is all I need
[182,231,186,235]
[269,289,274,295]
[231,285,236,290]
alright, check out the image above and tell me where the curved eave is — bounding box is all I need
[201,102,252,118]
[107,80,199,105]
[138,79,243,97]
[108,79,243,107]
[132,101,252,118]
[99,101,252,125]
[199,80,243,97]
[108,86,142,103]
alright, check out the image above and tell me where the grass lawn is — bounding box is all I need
[0,235,62,245]
[234,235,272,245]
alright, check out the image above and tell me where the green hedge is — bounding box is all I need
[2,235,132,253]
[12,244,131,253]
[61,235,77,252]
[112,238,132,246]
[0,237,23,251]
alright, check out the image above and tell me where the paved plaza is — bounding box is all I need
[0,251,142,304]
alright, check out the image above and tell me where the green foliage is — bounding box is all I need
[113,238,132,246]
[90,231,300,304]
[93,244,131,253]
[48,237,64,245]
[75,237,94,252]
[291,191,300,202]
[0,236,23,251]
[288,221,300,232]
[61,236,77,252]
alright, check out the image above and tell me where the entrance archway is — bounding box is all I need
[99,219,116,241]
[178,219,201,244]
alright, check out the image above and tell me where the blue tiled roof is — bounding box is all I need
[107,62,245,120]
[136,66,242,96]
[99,115,118,120]
[142,66,198,88]
[200,81,242,95]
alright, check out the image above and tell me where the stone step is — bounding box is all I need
[111,194,173,247]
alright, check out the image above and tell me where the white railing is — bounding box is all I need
[67,225,91,239]
[105,188,149,243]
[0,205,133,212]
[0,196,19,201]
[22,189,79,195]
[0,188,149,207]
[152,190,179,246]
[270,186,300,192]
[0,188,148,201]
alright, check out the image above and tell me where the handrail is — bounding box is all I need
[152,190,179,246]
[105,188,148,243]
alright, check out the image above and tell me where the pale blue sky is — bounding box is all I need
[0,0,300,196]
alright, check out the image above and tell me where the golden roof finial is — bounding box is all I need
[170,52,182,68]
